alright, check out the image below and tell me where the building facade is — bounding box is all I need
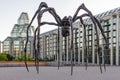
[2,7,120,65]
[3,12,34,58]
[39,7,120,65]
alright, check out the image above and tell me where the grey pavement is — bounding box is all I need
[0,66,120,80]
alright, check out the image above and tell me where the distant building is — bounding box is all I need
[3,12,34,58]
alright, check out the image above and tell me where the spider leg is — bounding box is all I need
[24,2,60,72]
[33,2,49,73]
[93,17,107,43]
[33,27,38,73]
[75,14,107,71]
[24,10,38,72]
[39,2,62,24]
[41,22,59,26]
[38,8,62,70]
[73,3,108,49]
[57,26,60,70]
[79,17,88,70]
[24,2,49,72]
[73,3,107,44]
[73,3,107,46]
[93,17,108,72]
[73,3,93,22]
[68,16,74,75]
[28,6,62,73]
[35,15,42,74]
[73,2,109,72]
[25,2,50,46]
[74,13,105,73]
[72,4,104,73]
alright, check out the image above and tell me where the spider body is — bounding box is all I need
[24,2,108,75]
[61,16,70,37]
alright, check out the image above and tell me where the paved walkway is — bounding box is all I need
[0,66,120,80]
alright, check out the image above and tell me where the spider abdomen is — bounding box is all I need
[61,16,70,37]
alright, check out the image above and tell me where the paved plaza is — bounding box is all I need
[0,66,120,80]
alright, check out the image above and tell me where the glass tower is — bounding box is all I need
[3,12,34,58]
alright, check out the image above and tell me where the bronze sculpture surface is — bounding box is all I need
[24,2,108,75]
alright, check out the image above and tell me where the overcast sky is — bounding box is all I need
[0,0,120,41]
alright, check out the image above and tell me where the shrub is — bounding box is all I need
[43,57,54,62]
[13,54,34,61]
[0,53,7,61]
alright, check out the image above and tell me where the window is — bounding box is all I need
[113,25,116,30]
[99,39,103,45]
[99,34,102,39]
[113,31,116,37]
[104,20,109,26]
[89,30,92,35]
[104,27,108,31]
[89,36,92,40]
[113,17,117,24]
[113,38,116,43]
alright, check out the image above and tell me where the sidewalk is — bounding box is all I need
[0,61,48,67]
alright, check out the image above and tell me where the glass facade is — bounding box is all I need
[2,7,120,65]
[3,12,34,58]
[38,7,120,65]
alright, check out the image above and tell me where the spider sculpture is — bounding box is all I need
[24,2,108,75]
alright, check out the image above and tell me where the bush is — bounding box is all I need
[0,53,7,61]
[21,54,34,61]
[13,54,34,61]
[43,57,54,62]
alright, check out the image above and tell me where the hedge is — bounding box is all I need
[0,53,7,61]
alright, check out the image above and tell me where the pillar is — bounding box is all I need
[78,26,81,64]
[92,24,95,64]
[110,16,113,65]
[116,14,119,65]
[66,36,69,64]
[82,26,85,64]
